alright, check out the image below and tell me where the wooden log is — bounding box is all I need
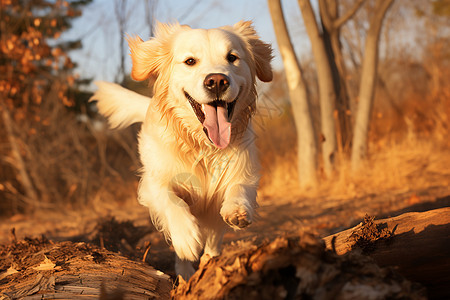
[173,232,426,299]
[0,238,172,299]
[323,207,450,299]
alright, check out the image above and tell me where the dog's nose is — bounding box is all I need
[204,73,230,97]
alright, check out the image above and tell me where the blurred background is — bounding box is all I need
[0,0,449,221]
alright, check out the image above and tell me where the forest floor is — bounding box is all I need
[1,183,449,280]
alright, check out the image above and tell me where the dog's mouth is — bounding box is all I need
[184,90,239,149]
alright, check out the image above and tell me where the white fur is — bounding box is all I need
[92,81,149,129]
[90,21,272,280]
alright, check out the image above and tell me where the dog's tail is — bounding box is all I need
[90,81,150,129]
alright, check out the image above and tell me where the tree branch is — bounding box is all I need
[318,0,333,31]
[334,0,365,29]
[374,0,396,26]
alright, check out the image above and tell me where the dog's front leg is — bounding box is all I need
[164,199,203,260]
[220,184,257,230]
[166,198,204,280]
[139,176,202,279]
[157,193,202,279]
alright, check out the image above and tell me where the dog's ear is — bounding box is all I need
[127,35,158,81]
[127,22,185,81]
[233,21,273,82]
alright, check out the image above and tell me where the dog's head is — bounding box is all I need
[128,21,272,149]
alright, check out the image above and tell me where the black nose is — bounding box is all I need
[204,73,230,97]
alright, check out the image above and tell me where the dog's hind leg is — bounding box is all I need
[203,227,224,258]
[198,227,224,269]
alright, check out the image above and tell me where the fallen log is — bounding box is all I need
[3,207,447,299]
[173,232,426,299]
[323,207,450,299]
[0,237,171,299]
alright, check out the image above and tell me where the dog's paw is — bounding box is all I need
[221,205,252,229]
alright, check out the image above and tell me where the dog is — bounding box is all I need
[91,21,272,279]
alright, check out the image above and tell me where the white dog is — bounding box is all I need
[91,21,272,279]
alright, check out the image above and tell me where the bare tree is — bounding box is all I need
[115,0,127,83]
[145,0,158,38]
[298,0,337,177]
[319,0,364,153]
[0,101,38,206]
[269,0,395,178]
[351,0,395,170]
[268,0,318,187]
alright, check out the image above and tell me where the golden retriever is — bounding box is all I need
[91,21,272,279]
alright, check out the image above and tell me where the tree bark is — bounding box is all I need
[268,0,318,187]
[323,207,450,300]
[298,0,337,177]
[351,0,395,170]
[319,0,362,154]
[0,102,38,208]
[114,0,127,83]
[0,239,172,299]
[144,0,156,38]
[174,231,427,299]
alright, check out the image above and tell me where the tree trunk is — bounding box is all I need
[0,102,38,208]
[319,0,359,154]
[144,0,156,38]
[268,0,318,187]
[115,0,127,83]
[351,0,395,170]
[297,0,337,177]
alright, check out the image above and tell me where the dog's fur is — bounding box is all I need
[91,21,272,279]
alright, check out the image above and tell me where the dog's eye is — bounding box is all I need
[184,58,196,66]
[227,53,238,63]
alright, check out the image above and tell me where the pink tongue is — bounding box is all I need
[203,104,231,149]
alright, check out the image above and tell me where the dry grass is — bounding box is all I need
[0,95,140,216]
[256,101,450,202]
[325,136,450,199]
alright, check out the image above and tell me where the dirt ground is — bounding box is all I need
[1,184,449,281]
